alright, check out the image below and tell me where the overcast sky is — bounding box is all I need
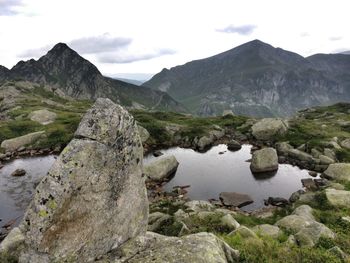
[0,0,349,80]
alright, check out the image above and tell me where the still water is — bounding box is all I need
[145,144,314,211]
[0,155,56,228]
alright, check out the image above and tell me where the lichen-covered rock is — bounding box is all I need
[229,226,258,239]
[184,200,214,212]
[219,192,254,208]
[319,155,335,165]
[250,147,278,173]
[197,135,214,151]
[340,138,350,149]
[0,131,45,152]
[137,125,150,143]
[220,214,240,231]
[275,142,293,155]
[294,221,335,247]
[0,227,25,259]
[325,188,350,208]
[29,109,57,125]
[144,155,179,181]
[323,163,350,182]
[287,149,314,162]
[114,232,239,263]
[252,224,282,238]
[251,118,288,141]
[8,98,148,263]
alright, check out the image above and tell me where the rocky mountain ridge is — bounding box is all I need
[0,43,185,112]
[144,40,350,117]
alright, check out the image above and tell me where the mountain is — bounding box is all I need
[115,78,145,86]
[144,40,350,117]
[1,43,185,112]
[339,51,350,55]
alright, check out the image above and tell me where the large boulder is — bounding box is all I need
[143,155,179,181]
[325,189,350,208]
[252,224,282,238]
[1,131,45,152]
[323,163,350,182]
[5,98,149,262]
[287,149,314,163]
[251,118,288,141]
[340,138,350,149]
[29,109,57,125]
[197,135,214,151]
[250,147,278,173]
[114,232,240,263]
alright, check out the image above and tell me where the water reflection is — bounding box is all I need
[144,144,313,211]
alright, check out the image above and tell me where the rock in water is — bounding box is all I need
[219,192,254,208]
[12,98,148,262]
[250,147,278,173]
[11,168,26,177]
[143,155,179,181]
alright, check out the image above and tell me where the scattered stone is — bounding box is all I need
[114,232,240,263]
[222,109,234,116]
[152,150,163,157]
[251,118,288,141]
[250,147,278,173]
[197,136,213,151]
[292,205,315,221]
[227,140,242,151]
[287,149,314,163]
[324,148,336,160]
[297,144,306,152]
[137,125,150,143]
[29,109,57,125]
[301,178,317,190]
[0,131,45,152]
[265,197,289,207]
[275,142,293,155]
[17,146,26,152]
[4,98,148,262]
[340,138,350,149]
[252,224,282,238]
[275,215,313,233]
[308,171,318,177]
[311,148,322,158]
[294,222,335,247]
[289,190,305,203]
[144,155,179,182]
[323,163,350,182]
[314,178,328,188]
[219,192,254,208]
[220,214,240,231]
[148,212,171,232]
[325,188,350,208]
[11,168,26,177]
[184,200,214,212]
[319,155,335,165]
[229,226,258,239]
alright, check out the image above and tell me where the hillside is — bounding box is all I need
[144,40,350,117]
[0,43,185,113]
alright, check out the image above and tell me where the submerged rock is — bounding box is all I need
[250,147,278,173]
[144,155,179,181]
[219,192,253,208]
[251,118,288,141]
[11,168,26,177]
[4,98,148,262]
[114,232,240,263]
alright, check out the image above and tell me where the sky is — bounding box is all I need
[0,0,349,80]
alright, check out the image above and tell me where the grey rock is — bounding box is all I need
[197,136,214,151]
[266,197,289,207]
[301,178,317,190]
[1,131,45,152]
[328,246,349,261]
[220,192,254,208]
[252,224,282,238]
[29,109,57,125]
[289,190,305,203]
[14,98,148,262]
[229,226,258,239]
[0,227,25,258]
[324,148,336,160]
[184,200,214,212]
[340,138,350,149]
[323,163,350,182]
[220,214,240,231]
[311,148,322,158]
[325,188,350,208]
[250,147,278,173]
[319,155,335,165]
[144,155,179,181]
[275,142,293,155]
[114,232,240,263]
[252,118,288,140]
[148,212,171,232]
[223,109,234,116]
[292,205,315,221]
[294,221,335,247]
[287,149,314,162]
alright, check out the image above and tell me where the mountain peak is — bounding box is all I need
[46,42,76,57]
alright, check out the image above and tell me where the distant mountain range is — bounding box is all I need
[144,40,350,117]
[0,43,185,112]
